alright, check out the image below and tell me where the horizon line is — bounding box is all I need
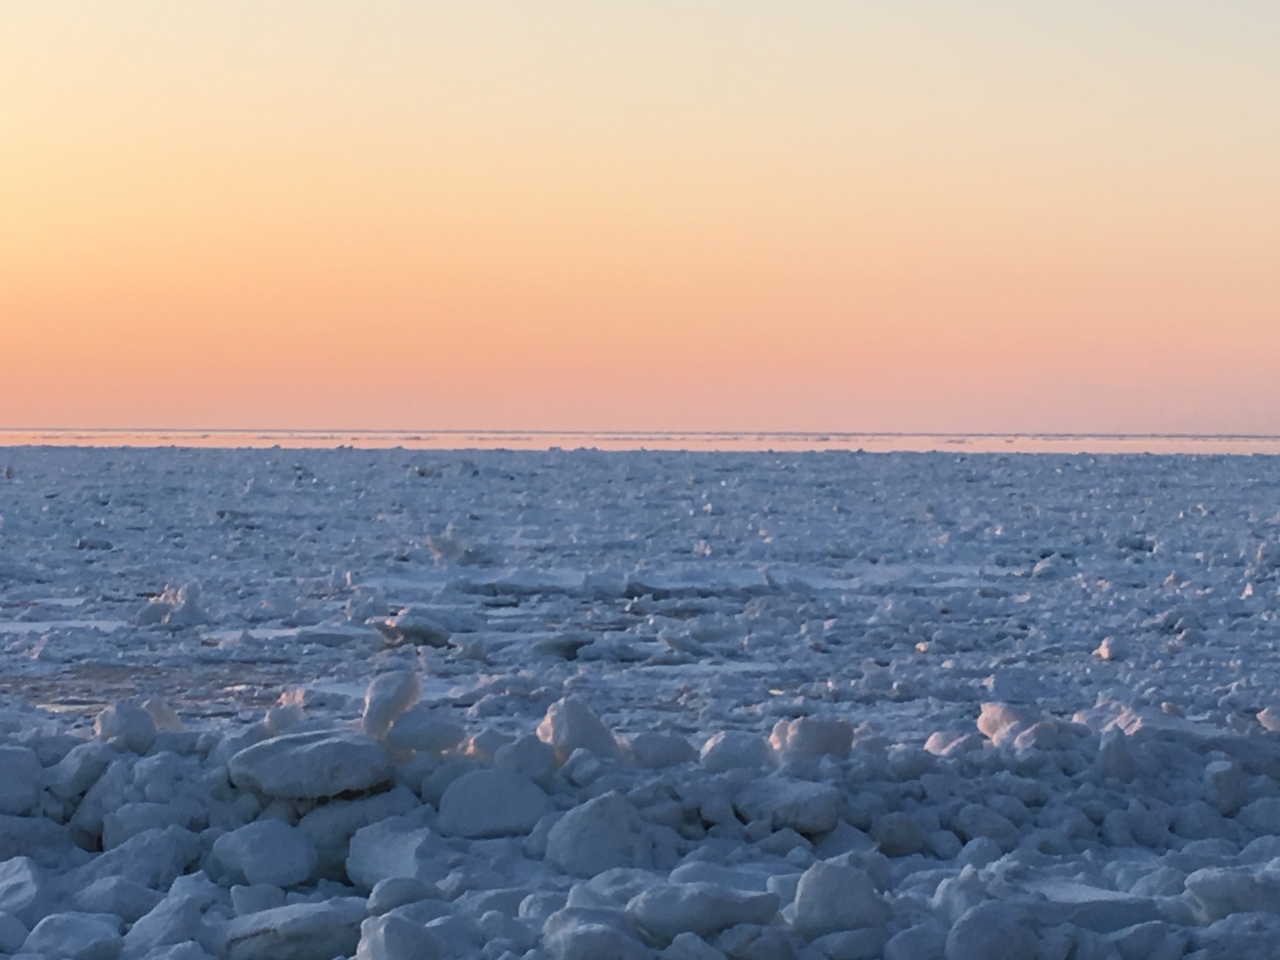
[4,427,1280,441]
[2,427,1280,442]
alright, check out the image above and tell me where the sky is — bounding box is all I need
[2,2,1278,434]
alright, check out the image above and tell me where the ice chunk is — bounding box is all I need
[140,699,185,732]
[546,792,656,878]
[537,697,619,763]
[0,857,53,928]
[1093,636,1127,661]
[952,804,1019,852]
[626,882,778,946]
[627,732,698,769]
[228,732,393,799]
[709,922,796,958]
[66,826,200,891]
[1193,910,1280,960]
[1028,879,1160,933]
[1258,707,1280,733]
[494,735,558,786]
[870,813,925,858]
[734,778,841,836]
[346,813,448,891]
[141,942,217,960]
[1097,728,1135,783]
[22,912,122,960]
[355,913,446,960]
[0,912,27,955]
[103,802,203,850]
[924,731,981,757]
[1107,920,1185,960]
[72,878,163,925]
[1185,867,1280,922]
[211,820,319,888]
[884,923,947,960]
[789,861,887,940]
[541,906,652,960]
[699,732,772,773]
[659,931,727,960]
[1204,759,1246,816]
[229,884,285,917]
[222,899,366,960]
[95,701,157,755]
[1238,798,1280,835]
[123,894,207,959]
[944,902,1035,960]
[376,608,451,648]
[49,741,115,800]
[976,703,1031,746]
[435,769,550,839]
[0,746,42,815]
[367,878,442,916]
[768,717,852,764]
[136,582,206,629]
[360,672,421,740]
[383,705,466,756]
[296,787,420,881]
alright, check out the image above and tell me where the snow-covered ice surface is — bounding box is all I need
[0,446,1279,960]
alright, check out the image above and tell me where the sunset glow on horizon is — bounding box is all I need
[3,2,1279,434]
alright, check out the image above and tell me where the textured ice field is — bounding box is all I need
[1,447,1279,960]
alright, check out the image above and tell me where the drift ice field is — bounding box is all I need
[2,446,1280,960]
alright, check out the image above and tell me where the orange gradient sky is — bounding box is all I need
[2,2,1278,433]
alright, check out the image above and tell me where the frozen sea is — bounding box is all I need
[1,440,1280,960]
[2,441,1278,728]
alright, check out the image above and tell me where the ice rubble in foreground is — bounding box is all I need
[0,448,1279,959]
